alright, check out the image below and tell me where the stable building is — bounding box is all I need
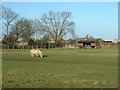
[15,41,28,46]
[77,40,100,48]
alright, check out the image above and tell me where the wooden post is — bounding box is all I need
[13,45,14,49]
[8,45,9,49]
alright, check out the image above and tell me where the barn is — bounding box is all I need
[15,41,28,46]
[77,40,100,48]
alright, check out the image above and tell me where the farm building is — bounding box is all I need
[101,40,112,46]
[77,40,100,48]
[76,35,101,48]
[100,40,119,48]
[15,41,28,46]
[65,39,76,48]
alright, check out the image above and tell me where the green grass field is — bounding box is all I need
[2,48,118,88]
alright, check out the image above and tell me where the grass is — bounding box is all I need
[2,48,118,88]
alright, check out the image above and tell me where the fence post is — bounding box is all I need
[8,45,9,49]
[13,45,14,49]
[36,45,38,49]
[52,44,53,49]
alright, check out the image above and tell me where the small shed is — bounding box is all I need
[77,40,98,48]
[15,41,28,46]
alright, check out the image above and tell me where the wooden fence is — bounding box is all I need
[1,44,66,49]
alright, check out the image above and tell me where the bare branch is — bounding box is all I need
[40,11,75,41]
[2,6,19,36]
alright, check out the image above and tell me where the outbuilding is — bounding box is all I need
[77,40,99,48]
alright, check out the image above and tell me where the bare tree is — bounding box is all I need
[21,19,35,41]
[32,19,46,40]
[39,11,75,41]
[11,18,34,41]
[2,6,19,36]
[85,34,94,40]
[10,19,24,41]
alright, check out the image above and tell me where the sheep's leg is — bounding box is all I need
[40,54,43,57]
[35,54,37,57]
[40,55,42,57]
[31,53,34,57]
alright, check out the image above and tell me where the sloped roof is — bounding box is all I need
[77,40,96,43]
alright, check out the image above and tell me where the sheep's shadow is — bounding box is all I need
[43,55,48,57]
[32,55,48,58]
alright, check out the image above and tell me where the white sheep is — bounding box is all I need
[36,49,43,57]
[30,49,43,57]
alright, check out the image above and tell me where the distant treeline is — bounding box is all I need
[2,6,76,48]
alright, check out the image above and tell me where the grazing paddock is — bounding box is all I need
[2,48,118,88]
